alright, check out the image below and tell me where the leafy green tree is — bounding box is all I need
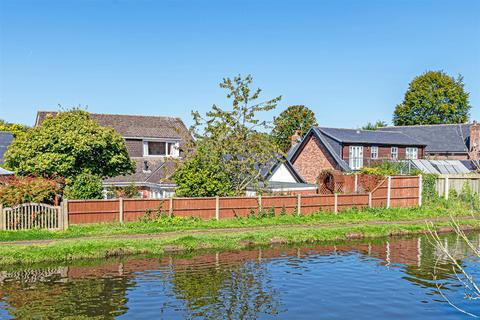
[0,119,29,137]
[173,75,282,196]
[271,105,317,152]
[5,109,135,182]
[361,120,388,130]
[64,171,103,199]
[393,71,471,125]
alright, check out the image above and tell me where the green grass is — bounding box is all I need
[0,198,476,242]
[0,219,478,266]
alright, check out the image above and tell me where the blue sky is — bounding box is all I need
[0,0,479,128]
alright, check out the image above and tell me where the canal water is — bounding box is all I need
[0,233,479,319]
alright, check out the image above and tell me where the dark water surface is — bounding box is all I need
[0,233,479,319]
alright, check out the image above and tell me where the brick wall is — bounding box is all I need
[292,135,339,184]
[425,153,469,160]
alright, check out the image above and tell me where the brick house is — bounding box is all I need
[36,112,190,198]
[378,122,480,160]
[288,127,426,184]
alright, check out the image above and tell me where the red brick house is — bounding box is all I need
[288,127,426,184]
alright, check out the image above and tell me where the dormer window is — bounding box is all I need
[143,140,179,157]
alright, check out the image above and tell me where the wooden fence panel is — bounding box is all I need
[173,197,217,219]
[124,199,168,222]
[337,194,369,210]
[301,195,335,214]
[68,199,119,224]
[219,197,259,218]
[261,196,297,215]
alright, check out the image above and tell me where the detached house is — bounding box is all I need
[378,122,480,160]
[288,127,426,184]
[36,112,190,198]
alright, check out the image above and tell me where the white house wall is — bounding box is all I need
[269,163,298,183]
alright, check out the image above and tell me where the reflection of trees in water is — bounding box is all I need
[0,270,132,319]
[169,258,283,319]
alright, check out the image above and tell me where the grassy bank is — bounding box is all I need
[0,218,478,266]
[0,199,477,242]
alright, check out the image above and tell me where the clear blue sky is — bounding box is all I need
[1,0,479,128]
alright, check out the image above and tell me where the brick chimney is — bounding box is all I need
[291,130,302,146]
[469,121,480,160]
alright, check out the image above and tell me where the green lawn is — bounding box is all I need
[0,198,477,242]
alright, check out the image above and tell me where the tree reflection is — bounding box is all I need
[169,257,283,319]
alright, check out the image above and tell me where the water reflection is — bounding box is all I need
[0,233,479,319]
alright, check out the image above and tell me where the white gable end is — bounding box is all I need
[269,163,297,183]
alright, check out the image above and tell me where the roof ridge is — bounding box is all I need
[37,110,182,120]
[381,123,470,128]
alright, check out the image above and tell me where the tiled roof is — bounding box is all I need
[103,158,177,186]
[36,111,190,140]
[316,127,425,146]
[378,124,470,153]
[0,132,14,164]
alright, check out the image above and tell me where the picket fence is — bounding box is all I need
[0,202,68,231]
[67,176,422,225]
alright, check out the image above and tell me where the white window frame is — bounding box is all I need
[406,147,418,160]
[391,146,398,160]
[142,140,180,157]
[371,146,378,159]
[349,146,364,170]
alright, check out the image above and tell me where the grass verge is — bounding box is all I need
[0,199,477,242]
[0,219,478,266]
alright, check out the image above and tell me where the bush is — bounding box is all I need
[0,176,61,206]
[105,183,140,199]
[64,172,103,200]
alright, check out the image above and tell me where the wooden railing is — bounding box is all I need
[0,202,68,231]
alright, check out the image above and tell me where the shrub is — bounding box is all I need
[0,176,61,206]
[64,171,103,200]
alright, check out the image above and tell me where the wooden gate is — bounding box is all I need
[0,202,68,231]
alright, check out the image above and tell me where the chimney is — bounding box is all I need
[291,130,302,146]
[469,121,480,160]
[143,160,150,173]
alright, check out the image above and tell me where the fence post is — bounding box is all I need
[368,192,372,208]
[169,197,173,217]
[215,196,220,221]
[334,193,338,214]
[258,194,263,213]
[418,175,422,207]
[444,176,449,200]
[297,194,301,216]
[354,174,358,193]
[63,200,69,230]
[0,204,3,230]
[119,197,124,224]
[386,176,392,209]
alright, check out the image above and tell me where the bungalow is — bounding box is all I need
[378,122,480,160]
[288,127,426,184]
[35,112,191,198]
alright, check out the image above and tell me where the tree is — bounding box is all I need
[361,120,388,131]
[4,109,135,182]
[271,105,317,152]
[63,171,103,199]
[393,71,471,126]
[173,75,282,196]
[0,119,29,137]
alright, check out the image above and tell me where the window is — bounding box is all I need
[406,147,418,160]
[391,147,398,160]
[143,141,179,157]
[349,146,364,170]
[371,146,378,159]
